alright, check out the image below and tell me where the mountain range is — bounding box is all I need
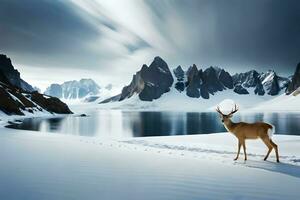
[101,56,300,104]
[44,79,101,100]
[0,54,72,115]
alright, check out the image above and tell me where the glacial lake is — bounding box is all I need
[7,110,300,137]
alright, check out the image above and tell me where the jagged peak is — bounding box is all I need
[186,64,198,74]
[175,65,183,71]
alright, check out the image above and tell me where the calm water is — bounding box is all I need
[7,110,300,137]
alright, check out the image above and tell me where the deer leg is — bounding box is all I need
[270,139,280,163]
[242,140,247,161]
[261,137,273,161]
[234,140,241,161]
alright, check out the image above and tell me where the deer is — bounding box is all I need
[216,104,280,162]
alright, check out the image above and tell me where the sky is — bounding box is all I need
[0,0,300,91]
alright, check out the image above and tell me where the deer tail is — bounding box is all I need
[267,124,275,139]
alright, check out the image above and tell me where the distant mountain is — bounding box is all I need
[45,79,100,99]
[233,70,290,96]
[0,54,72,115]
[101,57,293,104]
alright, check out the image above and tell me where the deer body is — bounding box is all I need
[217,105,280,162]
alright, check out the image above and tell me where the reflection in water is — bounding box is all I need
[7,110,300,137]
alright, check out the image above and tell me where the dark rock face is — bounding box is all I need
[173,65,184,81]
[234,84,249,94]
[184,66,232,99]
[119,71,144,101]
[31,92,72,114]
[233,69,288,96]
[233,70,260,88]
[219,69,233,89]
[120,56,174,101]
[266,75,280,96]
[0,82,72,115]
[254,82,265,95]
[261,71,281,96]
[175,82,185,92]
[139,57,174,101]
[0,54,72,115]
[173,65,185,92]
[0,54,34,92]
[0,86,24,115]
[186,65,200,98]
[202,67,225,94]
[286,63,300,95]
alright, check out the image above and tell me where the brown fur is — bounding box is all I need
[217,106,279,162]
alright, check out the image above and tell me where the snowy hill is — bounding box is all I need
[251,91,300,112]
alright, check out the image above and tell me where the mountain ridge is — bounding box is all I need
[45,79,101,100]
[101,57,296,104]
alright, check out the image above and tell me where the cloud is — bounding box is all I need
[0,0,299,89]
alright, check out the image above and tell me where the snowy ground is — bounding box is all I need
[97,88,300,112]
[251,93,300,112]
[1,91,300,199]
[0,127,299,200]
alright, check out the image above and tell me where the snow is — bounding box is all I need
[262,72,275,84]
[98,87,275,112]
[0,128,299,200]
[251,93,300,112]
[158,66,167,73]
[8,92,25,106]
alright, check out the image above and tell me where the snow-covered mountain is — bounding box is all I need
[232,69,290,96]
[0,54,72,115]
[45,79,101,100]
[101,57,295,107]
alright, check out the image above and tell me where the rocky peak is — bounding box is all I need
[0,54,21,86]
[185,64,200,98]
[173,65,184,81]
[119,57,174,101]
[202,66,225,94]
[233,70,260,87]
[218,69,233,89]
[286,63,300,95]
[261,70,280,96]
[0,54,34,92]
[173,65,185,92]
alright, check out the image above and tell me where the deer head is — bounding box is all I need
[216,104,239,124]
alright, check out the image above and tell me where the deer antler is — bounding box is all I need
[216,106,224,115]
[227,104,239,116]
